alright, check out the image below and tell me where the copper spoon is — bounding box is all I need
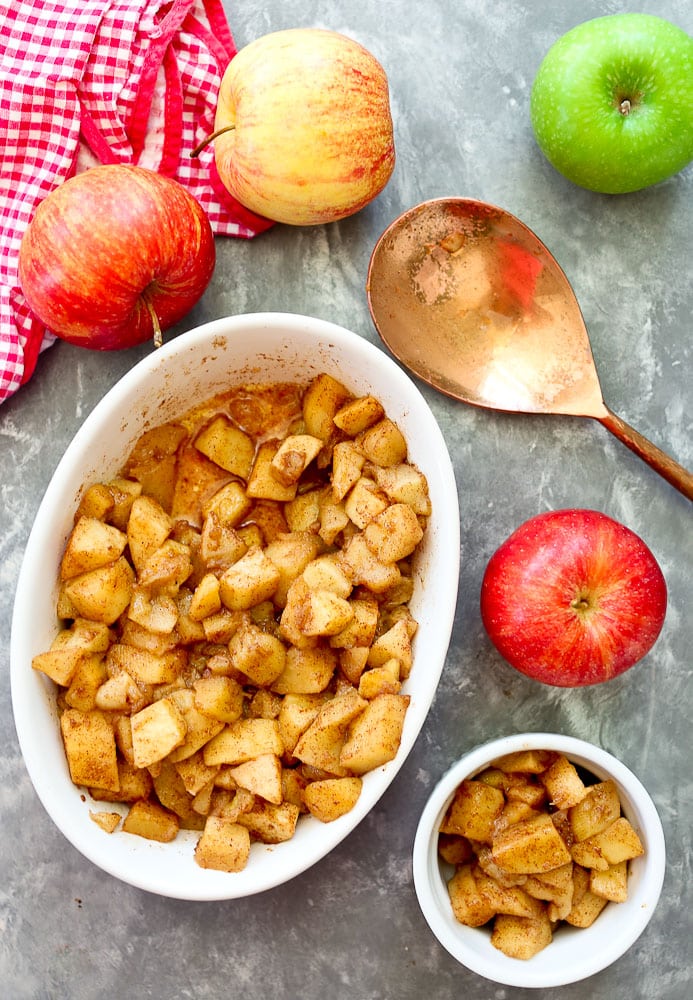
[366,198,693,501]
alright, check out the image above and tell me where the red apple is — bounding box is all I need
[18,164,215,350]
[212,28,395,225]
[480,509,667,687]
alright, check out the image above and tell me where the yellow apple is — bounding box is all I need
[213,28,395,225]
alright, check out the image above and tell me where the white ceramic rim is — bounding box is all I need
[11,312,460,900]
[412,732,666,989]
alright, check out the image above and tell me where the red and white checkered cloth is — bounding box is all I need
[0,0,273,404]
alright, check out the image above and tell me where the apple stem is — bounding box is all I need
[190,125,236,158]
[619,98,632,116]
[143,293,163,349]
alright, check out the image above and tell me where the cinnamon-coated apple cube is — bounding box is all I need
[94,670,138,712]
[165,688,226,762]
[228,753,284,804]
[491,749,558,774]
[367,618,414,677]
[569,779,622,841]
[174,750,220,796]
[246,440,298,501]
[270,433,323,486]
[127,588,178,634]
[63,556,135,625]
[319,496,350,545]
[278,577,319,650]
[339,533,402,594]
[540,754,588,809]
[264,531,323,607]
[235,799,300,844]
[303,775,363,822]
[356,418,408,467]
[130,697,187,768]
[60,516,128,581]
[328,597,379,650]
[195,815,251,872]
[333,395,385,436]
[106,642,185,686]
[203,718,284,766]
[194,414,255,480]
[151,760,200,825]
[32,645,88,687]
[339,692,409,775]
[302,554,353,599]
[570,837,610,871]
[578,816,644,866]
[201,607,244,644]
[358,658,401,699]
[339,646,370,685]
[199,512,248,572]
[564,883,609,928]
[126,495,173,573]
[299,588,354,637]
[122,800,180,843]
[219,546,281,611]
[122,423,188,513]
[302,372,353,442]
[506,779,549,810]
[228,621,287,686]
[137,539,193,595]
[492,812,572,873]
[331,441,366,501]
[193,675,245,725]
[474,866,546,918]
[447,864,497,927]
[106,477,143,530]
[64,652,109,711]
[89,810,121,833]
[589,860,629,903]
[491,912,553,960]
[278,693,330,754]
[247,688,283,720]
[438,834,475,867]
[271,645,337,695]
[524,862,574,920]
[371,463,431,516]
[441,780,505,843]
[60,708,120,792]
[188,572,222,621]
[75,482,115,523]
[293,688,367,775]
[474,846,528,888]
[201,480,254,526]
[494,801,543,835]
[88,757,151,801]
[284,487,324,533]
[343,476,389,529]
[363,502,424,564]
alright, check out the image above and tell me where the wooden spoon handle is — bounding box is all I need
[598,407,693,501]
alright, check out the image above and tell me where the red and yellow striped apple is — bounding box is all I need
[212,28,395,226]
[19,165,215,350]
[480,509,667,687]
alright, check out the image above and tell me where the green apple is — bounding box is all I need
[530,13,693,194]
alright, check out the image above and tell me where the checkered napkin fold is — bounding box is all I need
[0,0,272,405]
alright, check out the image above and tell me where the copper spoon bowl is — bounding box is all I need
[367,198,692,501]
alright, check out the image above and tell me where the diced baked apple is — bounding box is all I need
[194,414,255,479]
[492,749,557,774]
[228,753,283,804]
[356,418,408,467]
[339,534,402,594]
[122,423,187,513]
[63,556,135,625]
[540,754,588,809]
[339,693,410,775]
[284,487,323,533]
[343,477,389,529]
[228,621,287,686]
[201,480,254,526]
[302,372,353,443]
[271,645,337,695]
[371,463,431,516]
[270,434,323,486]
[491,912,553,959]
[441,779,505,843]
[333,395,384,436]
[446,864,496,927]
[363,503,424,563]
[219,547,281,611]
[106,642,185,686]
[60,708,120,792]
[246,441,298,501]
[569,780,622,841]
[130,697,187,768]
[126,495,173,573]
[358,659,401,699]
[195,815,251,871]
[331,441,366,501]
[264,531,323,607]
[193,675,245,724]
[301,554,353,599]
[165,688,225,762]
[367,618,414,677]
[303,776,363,822]
[235,800,300,844]
[293,688,367,775]
[122,800,180,842]
[60,516,128,580]
[203,718,284,766]
[188,572,222,621]
[492,813,572,874]
[199,513,248,572]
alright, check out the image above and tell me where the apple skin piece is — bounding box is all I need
[480,509,667,687]
[213,28,395,225]
[530,14,693,194]
[19,164,215,350]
